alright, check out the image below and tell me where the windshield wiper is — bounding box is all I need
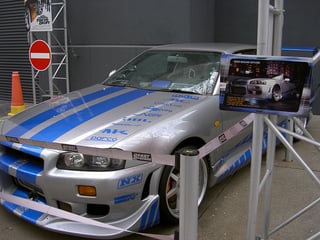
[160,89,198,94]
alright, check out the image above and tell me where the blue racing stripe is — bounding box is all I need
[139,199,160,231]
[18,145,43,158]
[0,153,18,174]
[0,153,41,184]
[0,141,43,158]
[147,199,159,228]
[22,208,45,224]
[139,210,148,231]
[16,162,42,184]
[3,188,46,224]
[31,89,153,142]
[0,140,14,148]
[3,188,29,211]
[5,86,123,138]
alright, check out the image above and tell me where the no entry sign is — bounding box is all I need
[29,40,52,71]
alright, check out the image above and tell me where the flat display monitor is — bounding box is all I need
[219,54,312,116]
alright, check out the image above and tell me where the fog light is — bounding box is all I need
[57,201,72,212]
[78,185,96,196]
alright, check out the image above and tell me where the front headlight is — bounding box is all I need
[250,79,266,85]
[57,152,126,171]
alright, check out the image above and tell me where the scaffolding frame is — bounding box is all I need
[30,0,69,104]
[247,1,320,239]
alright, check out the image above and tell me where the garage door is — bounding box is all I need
[0,0,33,103]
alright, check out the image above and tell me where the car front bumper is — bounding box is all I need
[0,144,161,239]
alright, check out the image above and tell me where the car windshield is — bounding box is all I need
[103,50,222,95]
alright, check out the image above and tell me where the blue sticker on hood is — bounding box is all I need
[31,89,154,142]
[6,86,124,138]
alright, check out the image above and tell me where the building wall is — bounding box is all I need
[67,0,215,90]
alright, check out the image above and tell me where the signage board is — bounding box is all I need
[24,0,52,32]
[29,40,52,71]
[219,54,312,116]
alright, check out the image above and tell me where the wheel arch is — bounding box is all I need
[170,137,206,155]
[273,83,281,89]
[144,137,208,199]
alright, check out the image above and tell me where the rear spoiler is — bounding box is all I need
[282,46,320,65]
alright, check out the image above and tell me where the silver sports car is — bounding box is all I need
[232,74,298,102]
[0,43,263,239]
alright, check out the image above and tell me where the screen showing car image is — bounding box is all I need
[219,54,312,116]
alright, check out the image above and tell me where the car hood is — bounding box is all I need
[1,84,205,150]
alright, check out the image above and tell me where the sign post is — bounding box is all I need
[29,40,52,72]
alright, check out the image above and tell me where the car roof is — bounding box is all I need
[150,42,256,54]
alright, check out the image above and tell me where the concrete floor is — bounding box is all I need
[1,100,320,240]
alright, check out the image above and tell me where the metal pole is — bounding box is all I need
[272,0,284,56]
[179,149,199,240]
[63,0,70,93]
[264,116,320,187]
[247,114,264,240]
[261,114,277,240]
[285,118,294,161]
[256,0,270,56]
[247,1,270,239]
[29,33,37,105]
[261,2,284,237]
[47,31,54,98]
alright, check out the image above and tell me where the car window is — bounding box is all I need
[104,51,222,95]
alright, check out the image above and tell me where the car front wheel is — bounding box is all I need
[272,85,282,102]
[158,147,209,224]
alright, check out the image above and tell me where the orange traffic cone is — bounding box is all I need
[8,71,25,116]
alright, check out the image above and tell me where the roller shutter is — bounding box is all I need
[0,0,33,103]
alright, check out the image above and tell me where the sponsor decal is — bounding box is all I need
[153,101,183,108]
[61,144,78,152]
[239,119,248,128]
[135,112,162,118]
[88,136,117,142]
[118,173,143,189]
[218,149,251,182]
[101,128,128,135]
[112,122,141,127]
[218,133,227,144]
[171,94,200,101]
[144,106,172,113]
[114,193,137,204]
[5,136,19,143]
[132,152,152,161]
[170,97,191,104]
[123,116,151,123]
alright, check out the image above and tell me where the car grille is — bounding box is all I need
[3,146,45,197]
[230,86,247,95]
[13,178,44,198]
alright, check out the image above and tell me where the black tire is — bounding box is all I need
[272,85,282,102]
[158,147,209,224]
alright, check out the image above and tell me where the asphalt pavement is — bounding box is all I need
[0,100,320,240]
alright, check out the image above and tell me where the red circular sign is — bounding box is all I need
[29,40,52,71]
